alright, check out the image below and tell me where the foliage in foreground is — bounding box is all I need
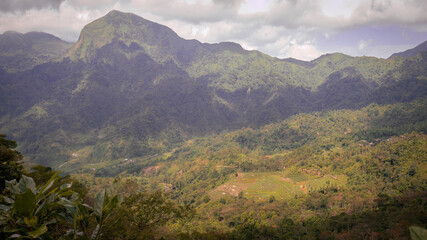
[0,173,121,240]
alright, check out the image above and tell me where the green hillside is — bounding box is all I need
[0,31,72,72]
[67,99,426,197]
[67,100,427,239]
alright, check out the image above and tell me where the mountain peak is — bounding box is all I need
[66,10,256,68]
[106,9,124,15]
[105,9,133,18]
[66,10,181,63]
[102,10,148,25]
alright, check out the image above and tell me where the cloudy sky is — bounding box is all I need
[1,0,427,61]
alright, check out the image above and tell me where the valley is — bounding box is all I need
[0,10,426,240]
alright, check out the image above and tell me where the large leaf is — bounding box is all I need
[18,176,37,194]
[13,189,36,217]
[58,197,76,209]
[410,226,427,240]
[94,189,105,218]
[5,179,18,193]
[103,195,120,219]
[3,196,14,204]
[5,176,37,195]
[90,224,100,240]
[36,171,60,200]
[0,203,11,212]
[27,225,48,238]
[3,225,20,232]
[60,182,73,190]
[34,198,48,216]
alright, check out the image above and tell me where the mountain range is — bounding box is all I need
[0,10,426,169]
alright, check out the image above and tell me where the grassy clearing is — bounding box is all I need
[244,174,301,201]
[209,171,347,202]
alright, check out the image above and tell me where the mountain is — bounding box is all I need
[0,10,426,169]
[0,31,72,72]
[389,40,427,58]
[67,11,425,91]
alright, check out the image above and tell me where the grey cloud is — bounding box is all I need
[260,0,427,31]
[370,0,392,12]
[128,0,427,31]
[0,0,65,13]
[212,0,244,7]
[261,0,326,28]
[349,0,427,29]
[66,0,131,10]
[132,0,240,24]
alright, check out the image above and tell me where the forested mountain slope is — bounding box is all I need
[0,10,426,168]
[70,99,427,239]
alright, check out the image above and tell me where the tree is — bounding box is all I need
[0,134,24,191]
[102,191,193,239]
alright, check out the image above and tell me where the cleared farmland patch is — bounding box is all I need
[209,171,347,202]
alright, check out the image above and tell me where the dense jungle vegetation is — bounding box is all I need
[2,99,426,239]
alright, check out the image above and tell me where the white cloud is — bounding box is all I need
[358,39,373,51]
[320,0,359,18]
[286,41,324,61]
[238,0,275,14]
[0,2,112,41]
[77,12,89,20]
[0,0,426,60]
